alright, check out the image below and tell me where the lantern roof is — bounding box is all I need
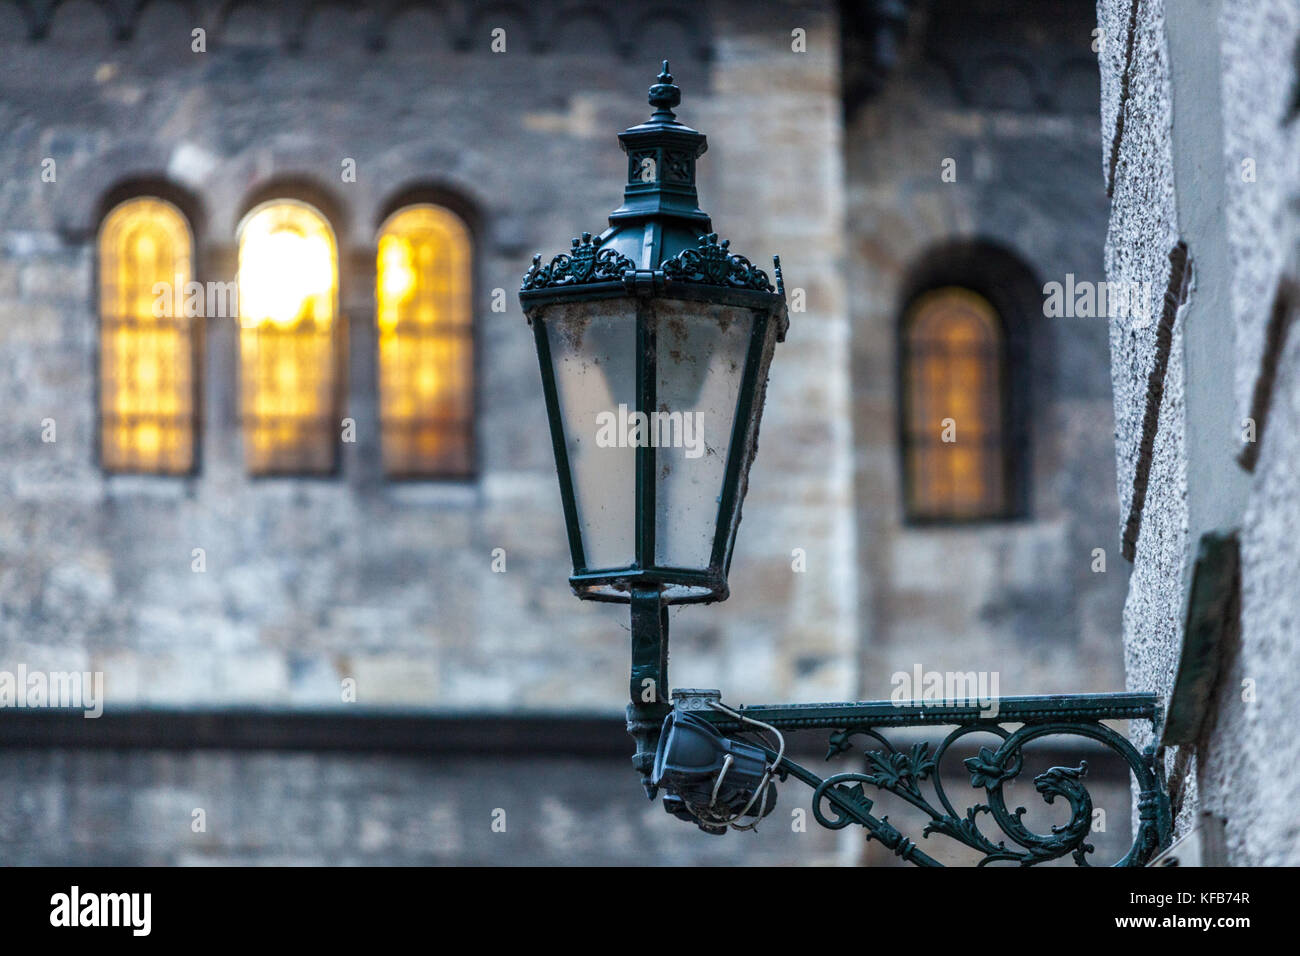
[520,61,785,311]
[602,60,712,270]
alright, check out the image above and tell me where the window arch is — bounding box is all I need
[98,196,197,474]
[237,200,340,474]
[900,287,1009,520]
[375,203,474,476]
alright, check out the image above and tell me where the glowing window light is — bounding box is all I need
[375,204,474,476]
[98,197,196,474]
[901,287,1007,520]
[237,200,339,474]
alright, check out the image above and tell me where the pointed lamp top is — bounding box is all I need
[647,60,681,121]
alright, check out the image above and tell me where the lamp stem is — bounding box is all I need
[626,587,670,797]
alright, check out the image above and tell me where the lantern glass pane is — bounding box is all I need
[544,301,638,570]
[652,302,754,569]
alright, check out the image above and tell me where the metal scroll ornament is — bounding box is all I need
[521,231,776,293]
[660,233,775,292]
[792,722,1167,866]
[522,232,636,290]
[670,694,1173,867]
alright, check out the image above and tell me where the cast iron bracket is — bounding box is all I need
[643,685,1172,866]
[620,583,1171,866]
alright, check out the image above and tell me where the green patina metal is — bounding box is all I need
[522,62,1172,866]
[669,689,1172,866]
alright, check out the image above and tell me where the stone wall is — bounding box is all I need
[0,724,1132,865]
[0,0,1140,865]
[0,0,854,713]
[0,748,851,865]
[846,0,1128,700]
[1097,0,1300,864]
[0,0,862,866]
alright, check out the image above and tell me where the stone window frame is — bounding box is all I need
[91,177,487,483]
[372,185,483,483]
[94,179,208,478]
[896,239,1038,524]
[372,188,481,480]
[231,178,352,480]
[235,197,342,476]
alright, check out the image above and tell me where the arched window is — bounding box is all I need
[99,197,196,473]
[901,287,1008,520]
[237,200,339,474]
[375,204,474,476]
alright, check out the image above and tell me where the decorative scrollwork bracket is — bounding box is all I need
[654,691,1173,867]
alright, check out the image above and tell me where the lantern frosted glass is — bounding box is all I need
[543,298,638,572]
[530,289,783,605]
[520,61,787,606]
[651,300,753,570]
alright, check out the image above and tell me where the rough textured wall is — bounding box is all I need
[1198,0,1300,866]
[1220,319,1300,864]
[1098,0,1300,863]
[846,0,1128,700]
[0,0,854,713]
[1094,0,1189,824]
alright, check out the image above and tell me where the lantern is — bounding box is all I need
[519,62,787,608]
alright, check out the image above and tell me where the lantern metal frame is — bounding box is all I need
[520,63,1173,866]
[520,62,788,608]
[523,280,786,606]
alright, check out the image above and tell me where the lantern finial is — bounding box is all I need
[648,60,681,120]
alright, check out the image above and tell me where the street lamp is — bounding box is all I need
[519,61,786,793]
[521,63,1172,865]
[520,61,786,610]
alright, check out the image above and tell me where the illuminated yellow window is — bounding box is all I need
[902,287,1007,520]
[237,200,339,474]
[376,204,474,476]
[99,197,196,474]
